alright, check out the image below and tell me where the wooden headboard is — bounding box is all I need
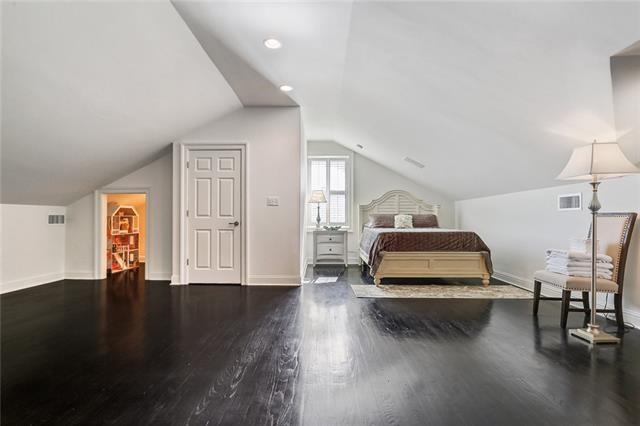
[359,190,439,231]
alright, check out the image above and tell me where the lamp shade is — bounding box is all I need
[308,190,327,203]
[557,141,640,181]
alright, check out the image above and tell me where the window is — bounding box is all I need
[308,156,350,227]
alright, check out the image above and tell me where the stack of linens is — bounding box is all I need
[545,249,614,279]
[569,238,598,253]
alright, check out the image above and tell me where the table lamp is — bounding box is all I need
[308,190,327,229]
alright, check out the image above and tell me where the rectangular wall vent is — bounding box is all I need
[48,214,65,224]
[403,156,425,169]
[557,193,582,211]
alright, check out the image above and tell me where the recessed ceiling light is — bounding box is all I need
[263,38,282,49]
[279,85,293,92]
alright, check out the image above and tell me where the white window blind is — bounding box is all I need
[308,157,349,226]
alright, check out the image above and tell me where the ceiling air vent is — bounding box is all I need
[48,214,65,224]
[557,193,581,211]
[403,156,425,169]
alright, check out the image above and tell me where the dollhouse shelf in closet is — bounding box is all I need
[107,204,140,273]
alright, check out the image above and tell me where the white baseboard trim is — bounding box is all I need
[148,272,171,281]
[65,271,95,280]
[492,270,537,292]
[625,309,640,328]
[303,258,311,277]
[246,282,301,287]
[1,272,65,294]
[247,274,301,286]
[493,269,640,328]
[170,275,185,286]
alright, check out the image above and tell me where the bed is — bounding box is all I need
[359,190,493,286]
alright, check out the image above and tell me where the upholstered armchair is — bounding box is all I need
[532,212,637,329]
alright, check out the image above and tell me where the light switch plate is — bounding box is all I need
[266,196,279,206]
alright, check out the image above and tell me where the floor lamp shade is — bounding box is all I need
[557,141,639,344]
[557,142,640,181]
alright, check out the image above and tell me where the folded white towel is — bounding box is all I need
[545,249,612,263]
[547,266,612,276]
[546,258,614,270]
[546,271,613,279]
[569,238,599,254]
[545,265,613,279]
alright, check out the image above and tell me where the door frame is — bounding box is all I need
[93,187,151,280]
[175,143,247,285]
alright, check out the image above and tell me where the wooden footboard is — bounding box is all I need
[363,251,491,287]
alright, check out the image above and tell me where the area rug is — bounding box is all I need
[314,277,340,284]
[350,284,532,299]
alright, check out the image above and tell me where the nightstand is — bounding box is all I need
[313,229,348,266]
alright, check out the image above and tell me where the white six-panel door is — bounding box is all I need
[187,149,242,284]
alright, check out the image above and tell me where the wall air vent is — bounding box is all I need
[403,156,425,169]
[557,193,582,211]
[48,214,65,224]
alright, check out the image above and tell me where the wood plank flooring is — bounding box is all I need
[2,265,640,425]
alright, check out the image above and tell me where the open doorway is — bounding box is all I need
[94,191,149,281]
[106,193,146,278]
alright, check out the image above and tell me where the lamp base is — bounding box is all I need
[570,325,620,344]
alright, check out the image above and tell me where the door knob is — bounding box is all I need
[229,221,240,226]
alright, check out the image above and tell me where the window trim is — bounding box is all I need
[307,155,352,229]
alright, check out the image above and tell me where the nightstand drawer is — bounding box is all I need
[317,243,344,256]
[317,234,344,244]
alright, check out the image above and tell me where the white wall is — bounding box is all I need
[65,195,95,278]
[63,107,302,286]
[305,140,454,264]
[65,153,173,280]
[299,119,308,278]
[455,176,640,326]
[173,107,303,285]
[1,204,66,293]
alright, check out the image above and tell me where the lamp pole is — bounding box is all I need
[316,202,321,228]
[587,179,601,335]
[570,178,619,344]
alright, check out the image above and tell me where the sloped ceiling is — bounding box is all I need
[175,1,640,200]
[1,1,241,205]
[172,2,297,107]
[611,53,640,164]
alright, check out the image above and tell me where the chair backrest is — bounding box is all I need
[588,212,637,290]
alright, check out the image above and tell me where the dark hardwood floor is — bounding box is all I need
[2,265,640,425]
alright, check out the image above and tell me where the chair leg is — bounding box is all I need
[532,280,541,315]
[581,291,590,316]
[614,293,624,330]
[561,290,571,329]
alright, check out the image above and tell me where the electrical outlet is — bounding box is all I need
[266,196,279,206]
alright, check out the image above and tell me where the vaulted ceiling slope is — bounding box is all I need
[1,1,241,205]
[176,1,640,200]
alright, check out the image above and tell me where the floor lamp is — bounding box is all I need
[557,141,640,344]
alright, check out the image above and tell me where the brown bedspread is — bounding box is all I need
[360,228,493,276]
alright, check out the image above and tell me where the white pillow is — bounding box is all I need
[394,214,413,229]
